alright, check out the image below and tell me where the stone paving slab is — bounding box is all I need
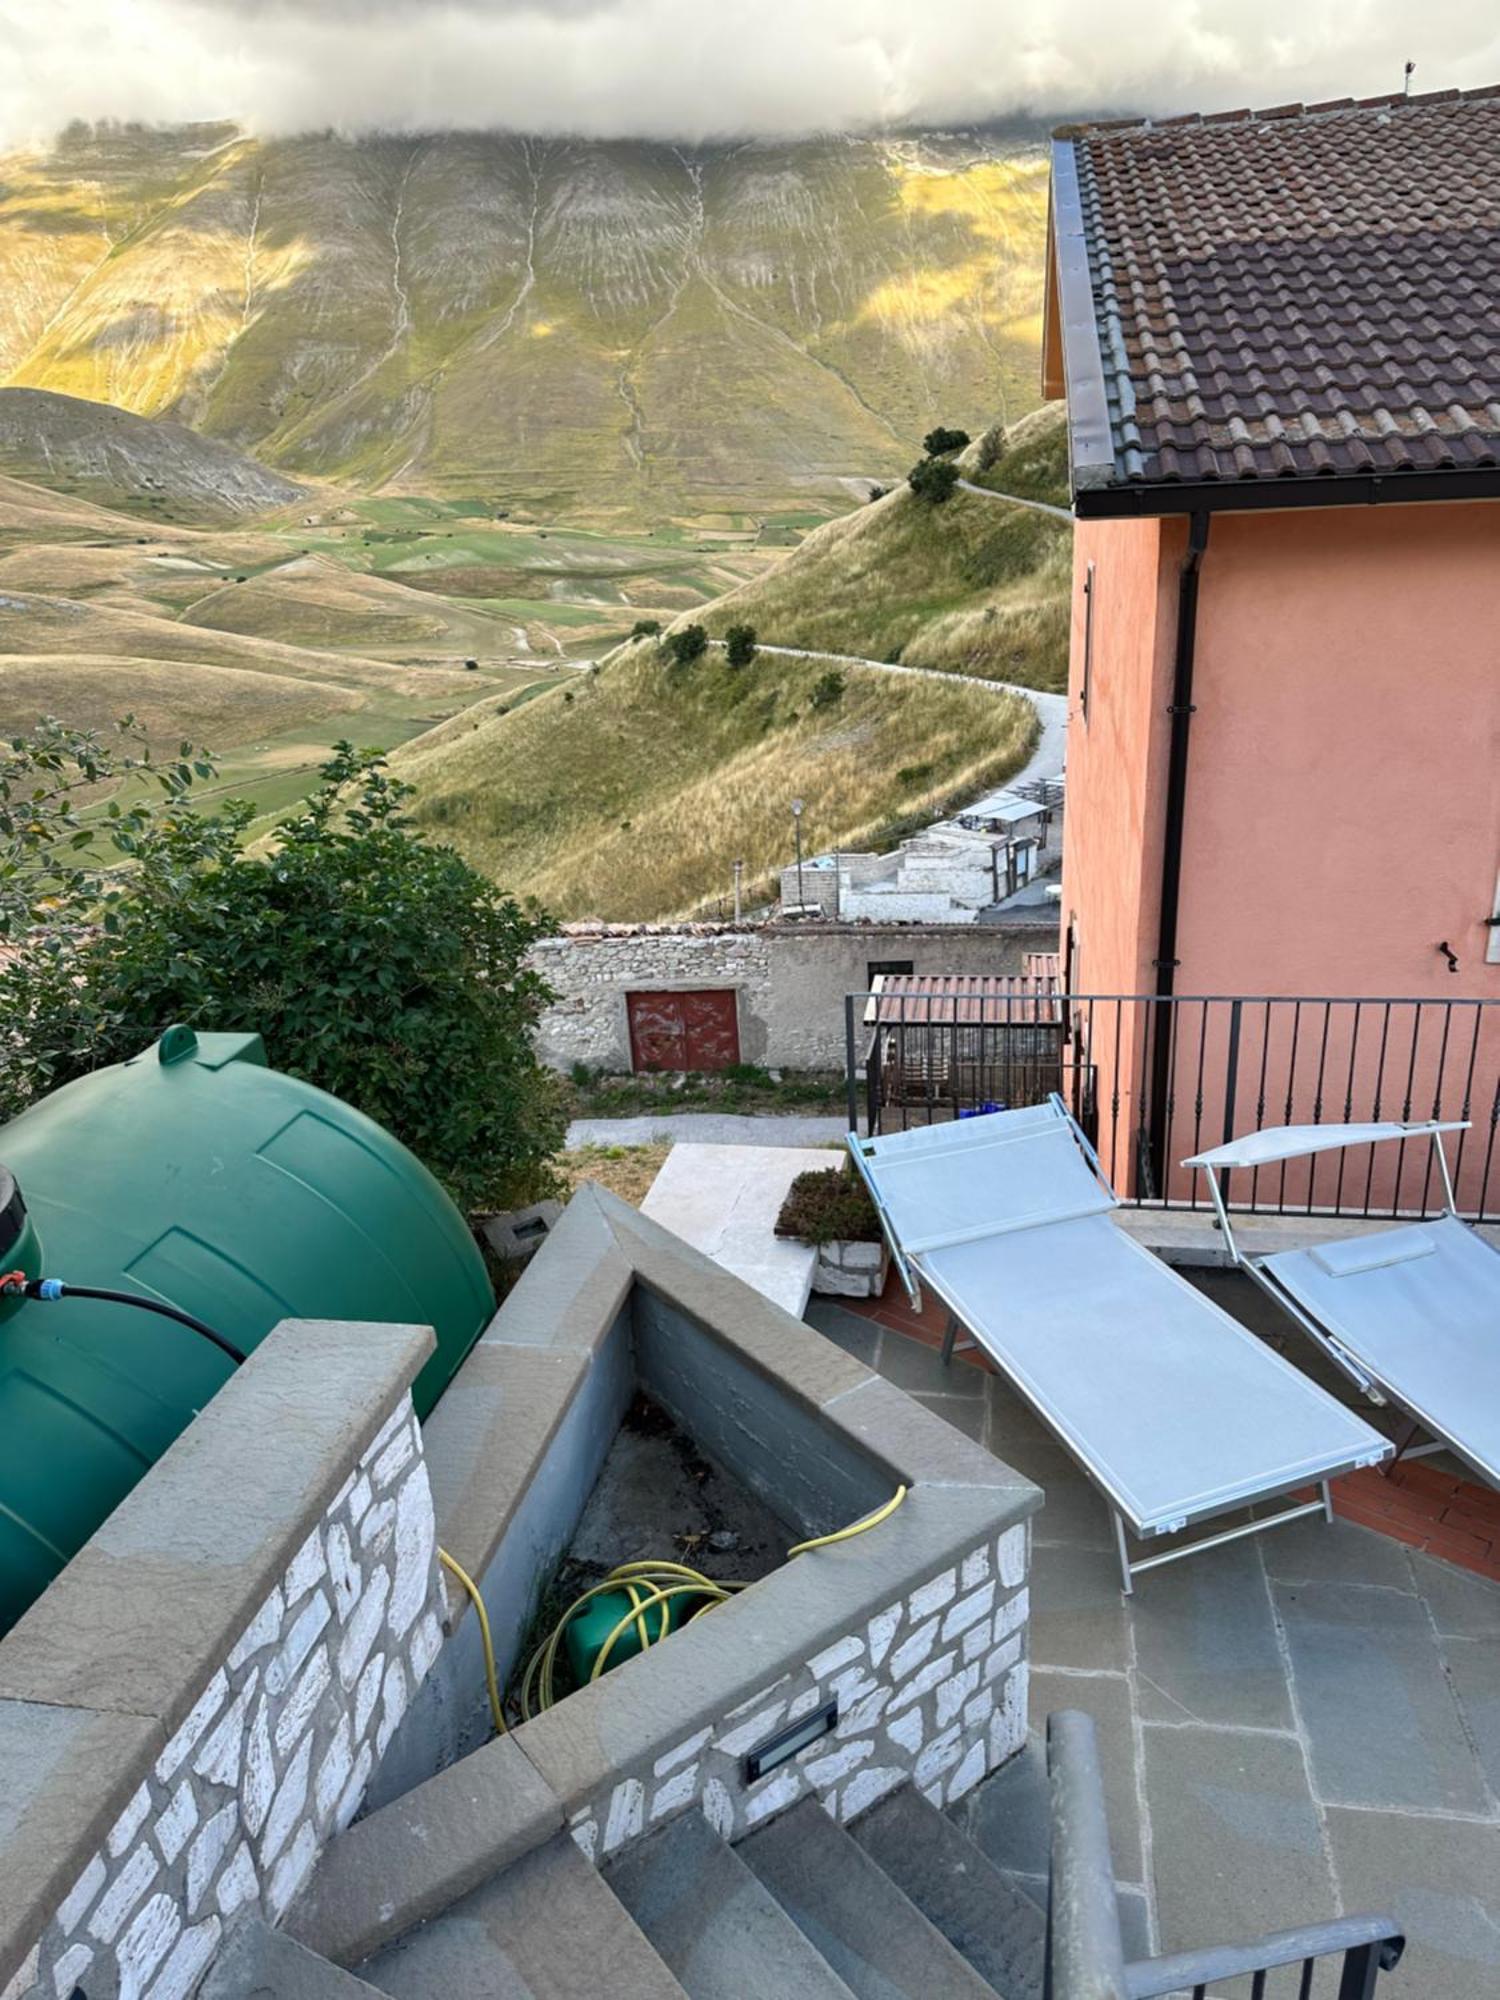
[1141,1725,1335,1961]
[1027,1542,1130,1674]
[1272,1579,1490,1816]
[640,1142,829,1314]
[1325,1808,1500,2000]
[1130,1538,1294,1732]
[1442,1636,1500,1803]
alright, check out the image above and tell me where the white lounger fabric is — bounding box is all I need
[1260,1215,1500,1486]
[855,1104,1389,1537]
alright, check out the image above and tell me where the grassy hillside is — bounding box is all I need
[0,387,304,522]
[0,126,1049,524]
[693,406,1072,689]
[395,639,1037,920]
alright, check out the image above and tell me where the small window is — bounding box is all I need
[867,958,914,988]
[1079,561,1097,722]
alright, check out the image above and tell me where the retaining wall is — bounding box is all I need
[0,1320,443,2000]
[532,917,1056,1071]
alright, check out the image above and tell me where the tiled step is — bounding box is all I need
[358,1831,687,1999]
[851,1786,1044,2000]
[736,1796,999,1999]
[606,1809,859,2000]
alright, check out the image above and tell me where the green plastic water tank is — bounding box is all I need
[0,1026,494,1633]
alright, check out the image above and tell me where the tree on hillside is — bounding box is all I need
[909,456,960,506]
[0,728,564,1211]
[630,618,662,640]
[724,623,758,669]
[923,426,971,457]
[809,669,846,710]
[665,623,708,667]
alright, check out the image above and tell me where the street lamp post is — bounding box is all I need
[791,798,805,913]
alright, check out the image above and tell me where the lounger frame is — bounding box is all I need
[1188,1121,1498,1487]
[849,1099,1387,1592]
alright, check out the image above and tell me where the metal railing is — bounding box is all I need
[845,990,1500,1220]
[1045,1712,1406,2000]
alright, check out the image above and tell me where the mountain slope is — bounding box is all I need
[693,404,1072,688]
[0,126,1049,523]
[0,386,304,520]
[396,640,1037,919]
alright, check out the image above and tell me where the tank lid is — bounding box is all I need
[0,1167,25,1262]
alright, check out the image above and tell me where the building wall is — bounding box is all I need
[1176,500,1500,999]
[531,921,1055,1072]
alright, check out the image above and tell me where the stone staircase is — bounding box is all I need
[298,1778,1049,1999]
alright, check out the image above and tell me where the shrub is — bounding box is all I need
[908,456,960,506]
[809,670,846,711]
[922,425,971,457]
[0,731,565,1212]
[774,1163,882,1246]
[665,623,708,667]
[630,618,662,641]
[867,484,888,502]
[723,622,758,669]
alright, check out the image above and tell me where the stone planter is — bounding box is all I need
[812,1237,890,1299]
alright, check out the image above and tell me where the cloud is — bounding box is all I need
[1,0,1497,148]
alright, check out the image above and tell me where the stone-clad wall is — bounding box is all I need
[531,919,1046,1072]
[568,1521,1029,1863]
[7,1400,444,2000]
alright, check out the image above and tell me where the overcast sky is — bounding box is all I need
[2,0,1498,148]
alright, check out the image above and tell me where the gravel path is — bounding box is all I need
[566,1112,848,1150]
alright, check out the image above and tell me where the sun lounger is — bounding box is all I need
[1185,1122,1499,1488]
[848,1099,1390,1591]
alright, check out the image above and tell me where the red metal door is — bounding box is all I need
[627,990,741,1072]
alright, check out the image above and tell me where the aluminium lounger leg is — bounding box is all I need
[1113,1512,1135,1597]
[1321,1480,1334,1525]
[941,1311,960,1367]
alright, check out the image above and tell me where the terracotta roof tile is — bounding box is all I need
[1061,90,1500,488]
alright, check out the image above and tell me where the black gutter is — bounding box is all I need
[1145,509,1210,1194]
[1075,464,1500,520]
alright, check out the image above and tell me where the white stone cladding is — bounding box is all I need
[812,1239,890,1299]
[567,1522,1029,1864]
[12,1401,444,2000]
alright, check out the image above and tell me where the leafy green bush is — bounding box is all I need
[774,1163,882,1246]
[908,457,960,506]
[922,426,971,457]
[809,669,846,710]
[1,729,565,1212]
[630,618,662,640]
[723,622,758,669]
[664,623,709,667]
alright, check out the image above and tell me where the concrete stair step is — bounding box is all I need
[736,1797,999,2000]
[606,1809,859,2000]
[851,1787,1044,2000]
[202,1919,391,1997]
[358,1831,687,2000]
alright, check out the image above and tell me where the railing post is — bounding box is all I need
[844,993,860,1134]
[1218,998,1242,1211]
[1045,1712,1128,2000]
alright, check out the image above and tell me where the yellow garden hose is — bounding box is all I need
[438,1547,506,1737]
[442,1484,910,1735]
[787,1484,908,1557]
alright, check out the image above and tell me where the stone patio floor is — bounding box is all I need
[806,1281,1500,1998]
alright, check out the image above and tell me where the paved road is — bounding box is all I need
[566,1112,848,1150]
[956,476,1074,523]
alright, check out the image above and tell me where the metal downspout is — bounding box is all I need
[1145,509,1211,1192]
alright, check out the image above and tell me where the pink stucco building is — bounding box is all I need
[1042,89,1500,1206]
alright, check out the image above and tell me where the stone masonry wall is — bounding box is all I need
[531,920,1047,1073]
[7,1400,444,2000]
[567,1520,1029,1864]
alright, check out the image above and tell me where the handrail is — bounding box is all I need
[1045,1712,1128,2000]
[1044,1710,1405,2000]
[1124,1915,1404,1997]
